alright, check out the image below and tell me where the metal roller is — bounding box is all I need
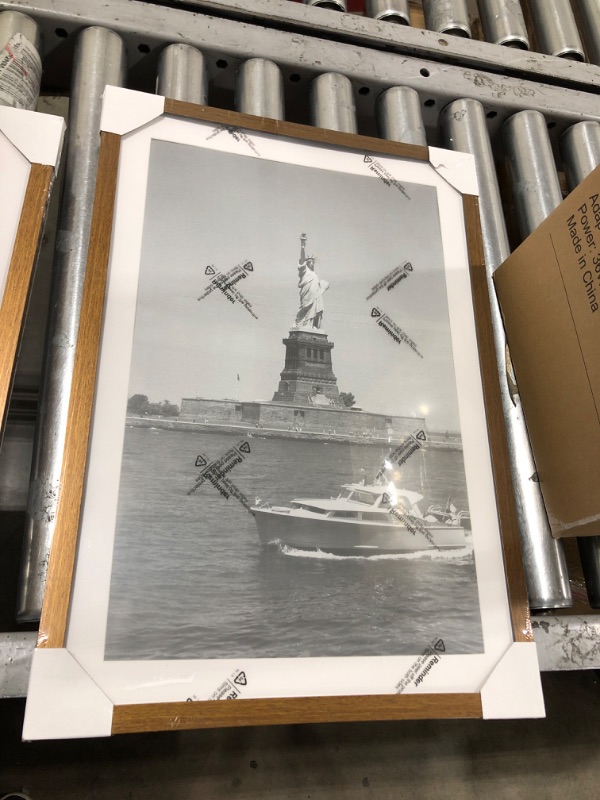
[422,0,471,38]
[573,0,600,65]
[440,99,510,274]
[477,0,529,49]
[310,72,357,134]
[0,10,43,110]
[443,102,572,611]
[304,0,347,10]
[561,121,600,192]
[157,43,207,104]
[17,27,127,623]
[376,86,427,146]
[236,58,284,121]
[365,0,411,25]
[503,110,563,237]
[560,120,600,609]
[498,108,572,609]
[527,0,585,61]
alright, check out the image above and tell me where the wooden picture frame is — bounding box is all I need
[0,107,64,437]
[24,87,542,740]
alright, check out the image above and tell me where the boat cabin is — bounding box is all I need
[288,484,427,525]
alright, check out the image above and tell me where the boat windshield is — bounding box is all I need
[347,490,377,506]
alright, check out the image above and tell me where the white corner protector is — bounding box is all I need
[429,146,479,196]
[480,642,545,719]
[0,106,65,166]
[23,649,113,740]
[100,86,165,135]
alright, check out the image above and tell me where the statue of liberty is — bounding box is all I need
[294,233,330,330]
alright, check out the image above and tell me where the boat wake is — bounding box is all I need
[273,540,474,563]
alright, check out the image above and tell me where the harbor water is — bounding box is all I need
[105,427,483,659]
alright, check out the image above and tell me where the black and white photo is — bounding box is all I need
[104,136,483,661]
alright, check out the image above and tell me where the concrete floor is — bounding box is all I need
[1,671,599,799]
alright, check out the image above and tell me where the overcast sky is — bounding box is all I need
[128,138,463,430]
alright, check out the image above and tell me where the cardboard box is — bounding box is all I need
[494,166,600,539]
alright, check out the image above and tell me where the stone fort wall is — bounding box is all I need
[180,398,423,438]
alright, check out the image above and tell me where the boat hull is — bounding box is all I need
[253,508,466,554]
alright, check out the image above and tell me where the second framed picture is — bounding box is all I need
[0,106,64,438]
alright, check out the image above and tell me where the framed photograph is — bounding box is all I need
[25,87,543,740]
[0,106,64,437]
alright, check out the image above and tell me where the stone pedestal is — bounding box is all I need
[272,329,340,406]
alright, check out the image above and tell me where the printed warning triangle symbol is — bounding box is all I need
[371,307,381,318]
[205,265,216,276]
[239,442,251,454]
[416,430,426,442]
[234,671,247,686]
[434,639,445,653]
[364,155,373,163]
[404,263,413,272]
[195,455,208,467]
[243,261,253,272]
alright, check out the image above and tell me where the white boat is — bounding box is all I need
[252,483,466,555]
